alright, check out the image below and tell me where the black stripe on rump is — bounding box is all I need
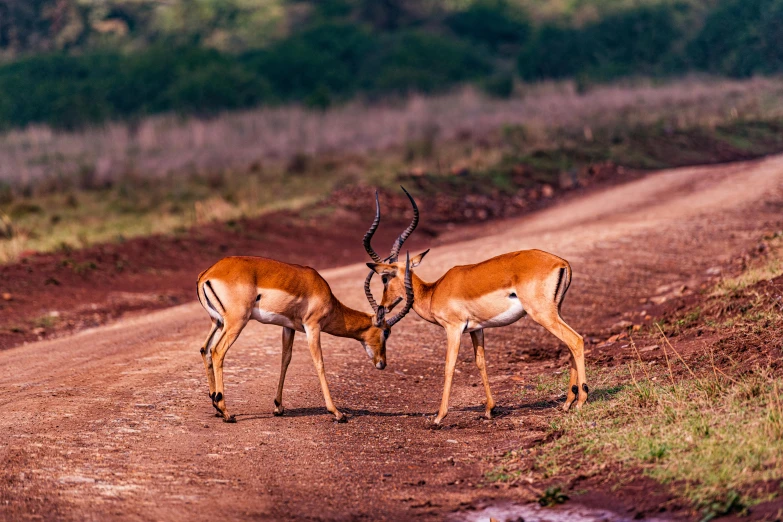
[203,283,224,327]
[205,280,226,312]
[553,267,566,302]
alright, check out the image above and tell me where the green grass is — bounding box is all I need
[496,360,783,513]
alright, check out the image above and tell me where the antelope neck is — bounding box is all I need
[411,272,436,324]
[323,298,375,339]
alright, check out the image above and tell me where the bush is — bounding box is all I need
[365,31,493,94]
[1,2,783,130]
[446,0,531,52]
[518,5,683,81]
[242,22,377,102]
[518,24,587,80]
[164,61,272,114]
[482,71,515,98]
[688,0,783,77]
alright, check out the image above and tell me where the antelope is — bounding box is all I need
[195,208,417,423]
[363,192,586,425]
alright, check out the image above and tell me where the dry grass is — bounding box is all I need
[2,76,782,188]
[1,76,783,263]
[490,239,783,519]
[493,353,783,519]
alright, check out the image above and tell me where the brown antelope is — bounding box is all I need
[363,192,586,425]
[196,209,417,423]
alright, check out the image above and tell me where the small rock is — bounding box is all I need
[2,292,11,301]
[541,184,555,198]
[610,320,633,333]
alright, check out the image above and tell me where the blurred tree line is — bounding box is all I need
[0,0,781,129]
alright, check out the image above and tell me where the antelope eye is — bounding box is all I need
[381,276,389,285]
[383,329,390,339]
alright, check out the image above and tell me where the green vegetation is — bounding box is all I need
[1,0,783,129]
[492,354,783,515]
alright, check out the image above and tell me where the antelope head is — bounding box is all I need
[362,188,424,348]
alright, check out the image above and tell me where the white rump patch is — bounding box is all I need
[205,302,223,323]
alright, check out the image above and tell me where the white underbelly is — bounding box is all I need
[468,300,526,332]
[250,307,300,331]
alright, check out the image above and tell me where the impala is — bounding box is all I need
[363,193,586,425]
[196,213,417,423]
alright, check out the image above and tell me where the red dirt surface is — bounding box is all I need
[0,207,435,350]
[1,156,783,521]
[0,161,632,352]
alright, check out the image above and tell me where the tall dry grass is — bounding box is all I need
[2,76,782,189]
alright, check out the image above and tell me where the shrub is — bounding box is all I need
[446,0,531,52]
[365,31,493,94]
[688,0,783,77]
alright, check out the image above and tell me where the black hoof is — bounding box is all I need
[334,414,348,423]
[273,409,285,417]
[427,417,443,430]
[223,415,236,423]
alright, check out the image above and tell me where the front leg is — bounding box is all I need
[273,327,295,416]
[305,325,345,422]
[470,329,495,419]
[433,326,463,426]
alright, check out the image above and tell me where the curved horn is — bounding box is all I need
[363,191,383,263]
[364,269,379,314]
[386,252,414,328]
[389,186,419,262]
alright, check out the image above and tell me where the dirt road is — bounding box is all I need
[2,157,783,521]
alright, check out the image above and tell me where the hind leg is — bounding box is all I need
[527,308,587,410]
[200,321,221,414]
[211,316,249,423]
[470,329,496,419]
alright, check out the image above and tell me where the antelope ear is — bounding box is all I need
[366,262,396,275]
[410,249,430,268]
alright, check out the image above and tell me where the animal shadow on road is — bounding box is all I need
[230,407,429,422]
[227,387,624,423]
